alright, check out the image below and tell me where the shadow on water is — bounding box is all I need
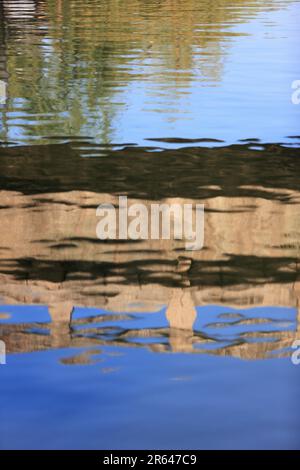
[0,141,300,197]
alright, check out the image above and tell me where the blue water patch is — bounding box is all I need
[0,304,50,324]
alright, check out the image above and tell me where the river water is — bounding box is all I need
[0,0,300,449]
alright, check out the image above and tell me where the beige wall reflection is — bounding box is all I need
[1,189,300,360]
[166,289,196,353]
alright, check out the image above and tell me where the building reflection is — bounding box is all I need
[1,283,299,361]
[0,140,300,360]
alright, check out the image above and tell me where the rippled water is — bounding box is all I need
[0,0,300,146]
[0,0,300,450]
[0,303,299,449]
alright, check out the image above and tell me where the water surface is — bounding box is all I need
[0,0,299,146]
[0,0,300,450]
